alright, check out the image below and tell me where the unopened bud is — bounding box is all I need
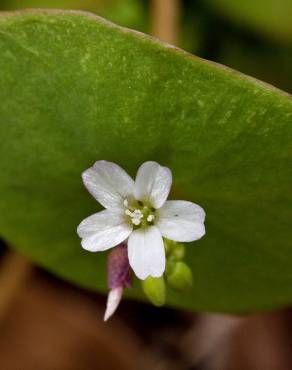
[166,261,193,291]
[163,238,175,255]
[141,276,166,307]
[171,243,185,260]
[164,240,185,261]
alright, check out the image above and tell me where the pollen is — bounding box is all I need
[124,199,155,227]
[147,214,155,222]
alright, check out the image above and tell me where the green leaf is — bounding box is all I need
[0,10,291,313]
[206,0,292,44]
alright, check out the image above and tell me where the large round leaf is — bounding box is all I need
[0,10,291,313]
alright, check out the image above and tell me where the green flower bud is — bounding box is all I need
[166,261,193,291]
[163,238,176,256]
[166,259,175,275]
[171,243,185,260]
[141,276,166,306]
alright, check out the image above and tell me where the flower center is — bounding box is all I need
[124,199,156,227]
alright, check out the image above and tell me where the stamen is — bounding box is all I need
[147,214,155,222]
[125,202,156,227]
[125,209,132,216]
[132,218,141,226]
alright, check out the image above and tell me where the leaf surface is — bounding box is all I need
[0,10,291,313]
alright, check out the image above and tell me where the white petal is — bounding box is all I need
[134,161,172,209]
[128,226,165,280]
[77,210,132,252]
[82,160,134,209]
[104,287,123,321]
[157,200,206,242]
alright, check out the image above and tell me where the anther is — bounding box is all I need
[132,218,141,226]
[147,214,155,222]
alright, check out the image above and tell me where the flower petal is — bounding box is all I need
[157,200,206,242]
[82,160,134,209]
[128,226,165,280]
[104,287,123,321]
[134,161,172,209]
[77,210,132,252]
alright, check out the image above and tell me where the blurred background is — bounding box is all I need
[0,1,292,369]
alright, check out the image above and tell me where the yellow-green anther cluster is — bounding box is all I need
[124,199,156,227]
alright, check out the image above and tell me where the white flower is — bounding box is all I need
[77,161,206,280]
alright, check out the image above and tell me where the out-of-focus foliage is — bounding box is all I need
[219,36,292,94]
[205,0,292,44]
[180,0,292,94]
[0,0,148,32]
[98,0,148,32]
